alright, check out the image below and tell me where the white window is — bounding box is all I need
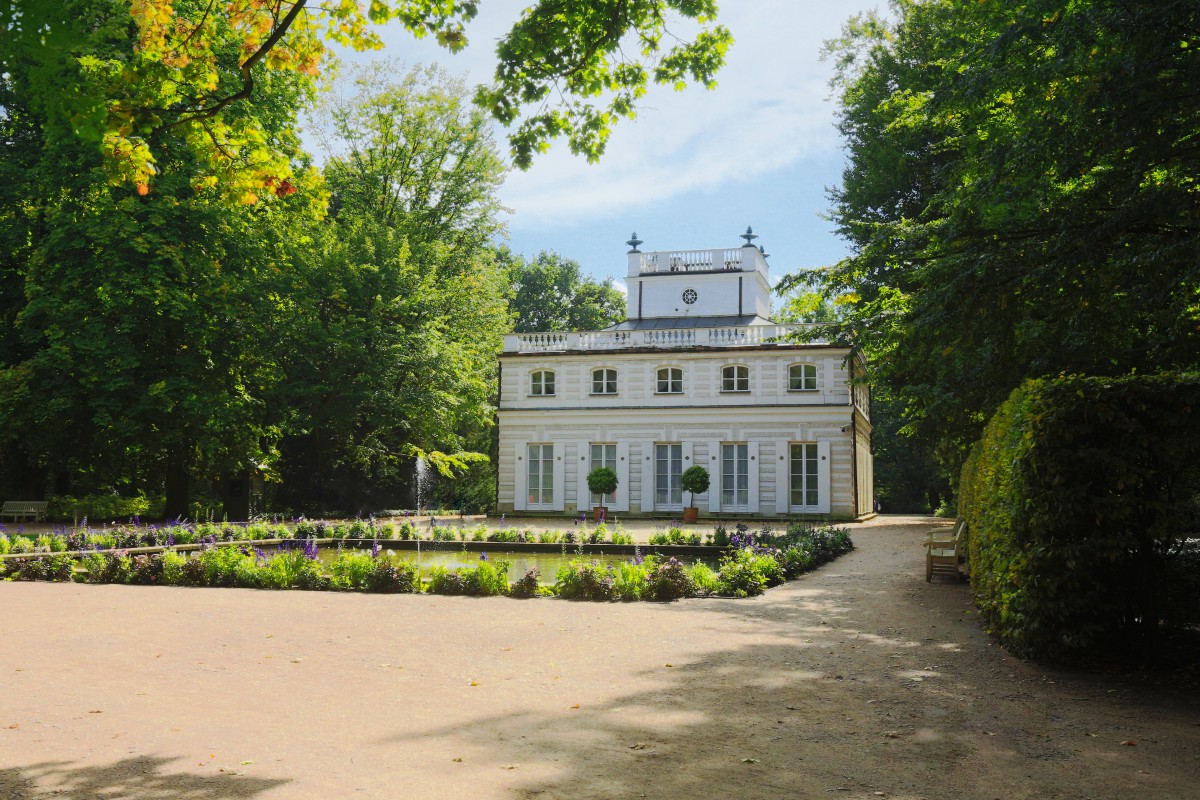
[655,443,683,509]
[721,443,749,510]
[656,367,683,394]
[721,365,749,392]
[592,368,617,395]
[589,443,617,506]
[530,370,555,396]
[789,363,817,392]
[790,443,820,508]
[527,444,554,507]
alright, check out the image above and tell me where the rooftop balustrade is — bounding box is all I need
[502,323,827,354]
[627,245,769,280]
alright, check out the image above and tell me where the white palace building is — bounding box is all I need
[496,230,873,521]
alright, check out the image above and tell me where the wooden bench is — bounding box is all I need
[1,501,48,522]
[926,519,966,582]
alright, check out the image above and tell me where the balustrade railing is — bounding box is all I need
[503,323,824,353]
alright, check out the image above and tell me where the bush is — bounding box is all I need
[717,548,784,597]
[46,492,164,522]
[960,373,1200,661]
[647,557,695,601]
[509,568,541,599]
[687,563,720,596]
[1,554,74,581]
[462,561,510,596]
[610,561,650,601]
[367,557,420,593]
[555,560,614,601]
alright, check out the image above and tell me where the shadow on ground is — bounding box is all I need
[0,756,288,799]
[380,528,1200,800]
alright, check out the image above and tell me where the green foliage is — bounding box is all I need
[554,560,615,601]
[646,556,695,601]
[0,553,75,582]
[648,528,702,546]
[805,0,1200,489]
[680,466,709,506]
[503,249,626,333]
[716,548,785,597]
[509,567,541,599]
[586,467,619,498]
[687,562,720,596]
[46,493,164,523]
[960,373,1200,661]
[610,561,650,601]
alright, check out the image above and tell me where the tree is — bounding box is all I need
[805,0,1200,484]
[504,249,627,332]
[1,0,732,196]
[270,66,509,513]
[0,3,310,516]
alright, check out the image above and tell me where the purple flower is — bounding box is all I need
[370,539,381,559]
[166,533,175,547]
[303,538,319,560]
[498,515,506,528]
[479,551,489,561]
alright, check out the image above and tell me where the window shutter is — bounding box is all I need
[513,441,528,511]
[552,445,566,511]
[817,440,832,514]
[747,441,760,513]
[640,440,655,512]
[615,442,630,511]
[774,440,790,514]
[707,440,721,513]
[577,443,590,510]
[681,442,695,508]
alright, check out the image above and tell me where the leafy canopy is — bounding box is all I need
[803,0,1200,471]
[2,0,731,200]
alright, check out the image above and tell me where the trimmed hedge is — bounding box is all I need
[960,373,1200,661]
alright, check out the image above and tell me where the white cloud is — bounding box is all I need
[611,277,628,297]
[328,1,880,232]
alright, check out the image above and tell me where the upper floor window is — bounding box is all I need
[592,368,618,395]
[656,367,683,394]
[721,365,750,392]
[789,363,817,392]
[530,370,556,396]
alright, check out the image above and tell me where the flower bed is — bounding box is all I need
[0,524,853,601]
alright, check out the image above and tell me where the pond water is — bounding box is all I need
[315,545,718,584]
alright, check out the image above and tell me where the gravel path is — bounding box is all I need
[2,515,1197,799]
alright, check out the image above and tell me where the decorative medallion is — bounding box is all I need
[682,288,698,305]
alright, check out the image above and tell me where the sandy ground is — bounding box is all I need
[1,515,1197,800]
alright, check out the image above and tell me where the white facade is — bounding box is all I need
[496,237,873,520]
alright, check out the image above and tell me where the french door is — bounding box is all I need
[655,443,683,510]
[590,443,617,506]
[527,444,555,509]
[721,443,749,511]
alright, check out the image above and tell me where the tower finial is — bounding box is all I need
[626,231,644,253]
[740,225,759,246]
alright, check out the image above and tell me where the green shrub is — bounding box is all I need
[426,565,466,595]
[509,568,541,598]
[2,554,74,581]
[46,492,164,522]
[462,560,510,596]
[717,548,784,597]
[555,560,614,601]
[687,563,720,596]
[610,561,650,601]
[537,530,562,544]
[367,557,419,593]
[961,373,1200,661]
[647,556,695,601]
[330,551,377,590]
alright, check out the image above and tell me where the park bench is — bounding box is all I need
[1,501,48,522]
[926,519,966,582]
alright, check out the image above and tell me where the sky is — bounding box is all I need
[318,1,883,294]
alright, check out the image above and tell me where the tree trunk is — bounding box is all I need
[163,453,190,521]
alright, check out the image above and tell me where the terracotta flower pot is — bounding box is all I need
[682,507,699,523]
[593,507,607,522]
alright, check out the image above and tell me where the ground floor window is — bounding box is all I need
[790,443,819,509]
[721,443,749,510]
[527,444,554,507]
[655,443,683,509]
[590,443,617,506]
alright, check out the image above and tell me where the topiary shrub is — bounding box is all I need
[961,373,1200,661]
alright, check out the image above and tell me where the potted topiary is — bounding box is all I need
[680,465,710,523]
[586,466,618,522]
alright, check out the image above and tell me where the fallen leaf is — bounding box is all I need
[502,764,519,770]
[569,704,581,709]
[240,760,253,765]
[452,758,462,763]
[88,710,102,714]
[1121,740,1137,746]
[629,743,651,750]
[664,663,674,668]
[470,680,480,686]
[742,758,760,764]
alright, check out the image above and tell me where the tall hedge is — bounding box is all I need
[959,373,1200,661]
